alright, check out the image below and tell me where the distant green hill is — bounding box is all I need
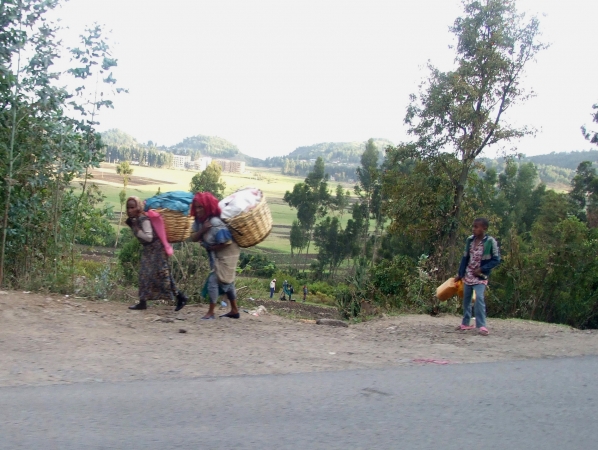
[101,129,140,148]
[170,135,240,158]
[287,139,394,164]
[523,150,598,170]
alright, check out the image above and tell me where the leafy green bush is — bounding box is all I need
[370,255,416,303]
[117,238,142,285]
[239,252,277,277]
[335,284,361,319]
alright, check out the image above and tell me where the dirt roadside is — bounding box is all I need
[1,290,598,388]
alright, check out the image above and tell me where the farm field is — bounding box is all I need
[82,164,357,254]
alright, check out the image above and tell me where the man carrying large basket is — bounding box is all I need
[191,192,241,320]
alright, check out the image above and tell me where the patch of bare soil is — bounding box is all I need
[245,298,340,320]
[86,170,176,186]
[1,290,598,388]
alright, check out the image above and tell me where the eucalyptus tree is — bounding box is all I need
[283,157,331,270]
[0,0,125,286]
[189,161,226,200]
[404,0,546,268]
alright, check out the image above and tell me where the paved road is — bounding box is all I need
[1,356,597,449]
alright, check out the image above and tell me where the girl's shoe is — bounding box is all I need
[478,327,489,336]
[456,324,475,331]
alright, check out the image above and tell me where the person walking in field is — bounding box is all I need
[270,279,276,298]
[125,196,187,311]
[454,218,500,336]
[302,285,308,303]
[191,192,241,320]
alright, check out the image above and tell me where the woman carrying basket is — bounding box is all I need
[191,192,241,320]
[125,196,188,311]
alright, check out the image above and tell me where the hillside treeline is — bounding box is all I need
[102,129,263,167]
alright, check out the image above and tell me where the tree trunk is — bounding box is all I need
[115,203,123,248]
[445,162,471,274]
[0,183,13,287]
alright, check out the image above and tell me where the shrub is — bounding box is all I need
[238,252,277,278]
[370,255,416,303]
[117,238,142,285]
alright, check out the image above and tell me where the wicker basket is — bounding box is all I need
[153,208,194,243]
[224,193,272,248]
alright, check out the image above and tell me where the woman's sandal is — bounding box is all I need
[200,315,215,320]
[478,327,489,336]
[456,324,475,331]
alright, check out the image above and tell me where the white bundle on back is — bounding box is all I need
[219,188,262,220]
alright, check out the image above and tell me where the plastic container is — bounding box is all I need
[436,277,459,301]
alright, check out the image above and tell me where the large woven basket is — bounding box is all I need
[153,208,194,243]
[224,193,272,248]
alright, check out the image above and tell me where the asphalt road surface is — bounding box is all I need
[1,356,597,449]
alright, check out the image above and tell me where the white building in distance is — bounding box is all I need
[172,154,191,169]
[189,157,213,172]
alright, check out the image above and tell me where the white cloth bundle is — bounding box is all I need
[219,187,262,220]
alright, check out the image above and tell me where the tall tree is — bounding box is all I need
[189,161,226,199]
[0,1,124,286]
[331,184,350,221]
[283,157,331,271]
[404,0,545,269]
[354,139,382,263]
[570,161,598,227]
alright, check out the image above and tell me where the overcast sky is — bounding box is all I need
[53,0,597,159]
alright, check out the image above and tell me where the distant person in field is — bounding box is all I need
[191,192,241,320]
[302,285,308,302]
[270,279,276,298]
[125,196,187,311]
[280,280,288,300]
[454,218,500,336]
[289,285,294,301]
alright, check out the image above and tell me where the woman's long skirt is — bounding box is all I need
[139,239,177,302]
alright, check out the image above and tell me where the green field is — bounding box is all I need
[84,164,356,255]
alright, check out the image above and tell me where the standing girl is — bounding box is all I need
[454,218,500,335]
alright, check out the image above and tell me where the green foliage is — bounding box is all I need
[170,242,210,302]
[0,4,125,286]
[335,284,362,319]
[117,237,141,285]
[370,255,416,300]
[283,157,331,267]
[116,161,134,187]
[491,219,598,329]
[404,0,546,271]
[581,103,598,145]
[238,252,277,278]
[189,161,226,200]
[570,161,598,225]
